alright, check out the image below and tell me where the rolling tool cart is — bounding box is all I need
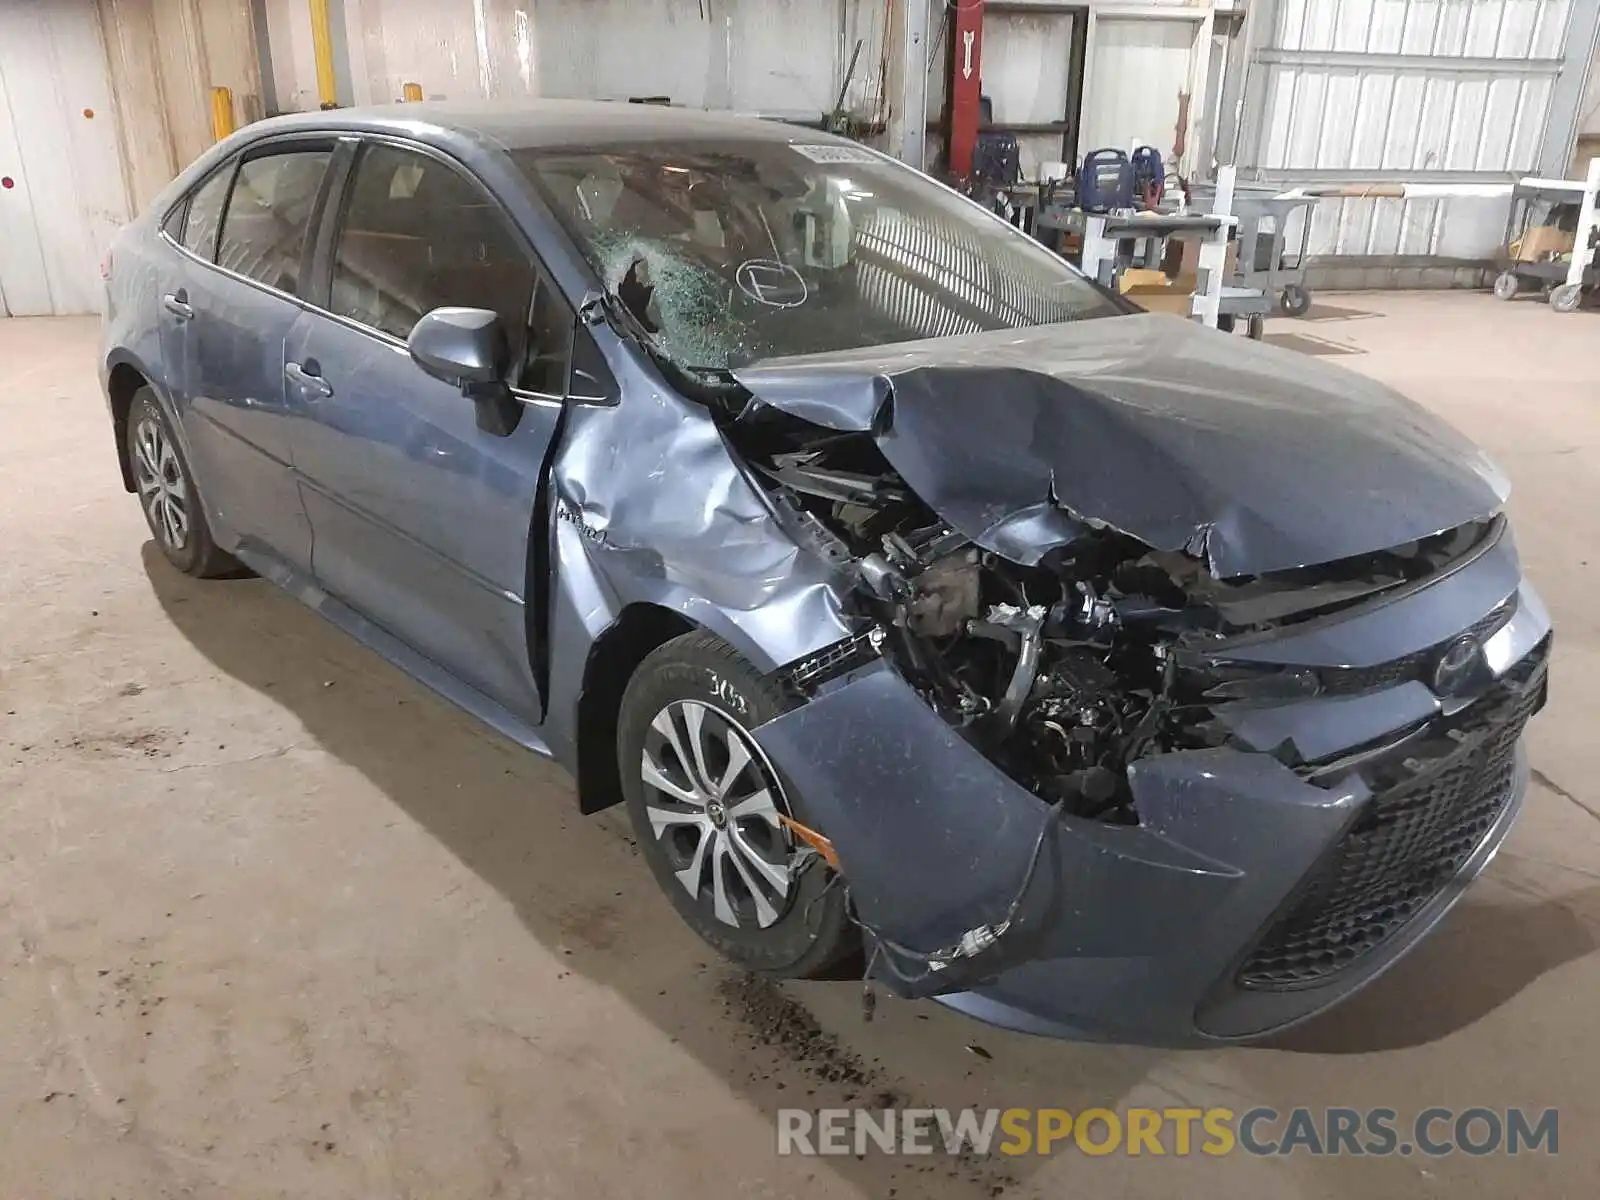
[1492,159,1600,313]
[1190,183,1317,316]
[1034,165,1268,335]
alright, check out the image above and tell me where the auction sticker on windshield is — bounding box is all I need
[790,143,881,164]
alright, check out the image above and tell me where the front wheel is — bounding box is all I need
[1549,283,1583,313]
[618,632,857,978]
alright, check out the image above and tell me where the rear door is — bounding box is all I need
[156,164,228,439]
[284,139,574,720]
[165,139,335,569]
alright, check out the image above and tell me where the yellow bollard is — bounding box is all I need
[402,82,424,102]
[310,0,338,108]
[210,86,235,141]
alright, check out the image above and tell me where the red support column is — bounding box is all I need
[948,0,985,178]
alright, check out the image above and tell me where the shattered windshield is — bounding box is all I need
[514,138,1120,370]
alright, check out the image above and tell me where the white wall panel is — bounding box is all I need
[0,0,132,315]
[98,0,181,212]
[984,8,1078,178]
[985,11,1074,123]
[1581,46,1600,136]
[263,0,886,117]
[1082,15,1197,157]
[266,0,322,109]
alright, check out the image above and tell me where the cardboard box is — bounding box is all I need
[1513,224,1574,262]
[1128,291,1196,315]
[1117,268,1169,293]
[1171,238,1238,291]
[1122,281,1195,315]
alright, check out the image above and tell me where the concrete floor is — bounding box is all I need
[2,295,1597,1199]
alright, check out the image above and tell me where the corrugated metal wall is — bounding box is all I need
[1238,0,1600,259]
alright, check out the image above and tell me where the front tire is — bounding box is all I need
[618,631,857,978]
[126,388,242,578]
[1549,282,1583,313]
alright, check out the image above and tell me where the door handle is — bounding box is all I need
[161,291,193,320]
[285,360,333,398]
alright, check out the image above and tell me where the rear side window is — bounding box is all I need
[329,143,536,347]
[180,166,232,260]
[216,149,332,295]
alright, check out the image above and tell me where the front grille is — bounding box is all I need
[1317,596,1516,697]
[1239,636,1549,990]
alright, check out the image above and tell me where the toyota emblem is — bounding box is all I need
[1431,634,1482,696]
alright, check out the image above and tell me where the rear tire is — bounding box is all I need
[618,631,858,978]
[126,388,243,578]
[1280,283,1312,317]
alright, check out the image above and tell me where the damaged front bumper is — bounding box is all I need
[751,581,1551,1045]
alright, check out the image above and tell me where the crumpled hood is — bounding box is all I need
[731,313,1508,577]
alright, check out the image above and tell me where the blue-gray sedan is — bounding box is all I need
[101,101,1550,1043]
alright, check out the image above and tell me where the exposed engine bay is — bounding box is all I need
[738,418,1503,823]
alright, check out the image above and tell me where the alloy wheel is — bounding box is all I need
[640,699,798,929]
[132,416,189,552]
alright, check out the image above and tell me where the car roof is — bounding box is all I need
[246,99,833,155]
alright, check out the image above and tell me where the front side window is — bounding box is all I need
[180,165,233,261]
[329,143,537,348]
[514,139,1122,371]
[216,148,332,295]
[521,276,575,395]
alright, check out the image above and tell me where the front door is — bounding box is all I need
[286,141,573,720]
[166,143,333,570]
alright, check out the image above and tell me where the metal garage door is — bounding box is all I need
[1231,0,1600,258]
[0,0,131,316]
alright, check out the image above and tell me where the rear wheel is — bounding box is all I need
[619,631,857,977]
[126,388,242,578]
[1280,283,1312,316]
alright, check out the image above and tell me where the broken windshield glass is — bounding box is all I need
[515,138,1120,370]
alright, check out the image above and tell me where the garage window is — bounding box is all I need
[215,149,332,296]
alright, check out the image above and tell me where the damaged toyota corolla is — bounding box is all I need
[104,103,1549,1044]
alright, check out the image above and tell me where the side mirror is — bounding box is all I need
[408,307,521,436]
[408,307,507,388]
